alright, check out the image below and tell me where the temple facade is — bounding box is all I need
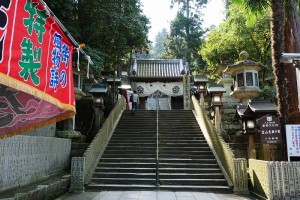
[128,59,189,110]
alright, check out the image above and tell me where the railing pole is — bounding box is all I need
[156,95,160,187]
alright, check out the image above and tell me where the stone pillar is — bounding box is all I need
[248,133,256,159]
[200,92,204,107]
[94,106,101,132]
[215,106,221,131]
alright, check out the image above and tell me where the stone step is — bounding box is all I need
[158,158,217,164]
[95,167,156,173]
[159,143,209,147]
[156,185,232,193]
[91,178,156,185]
[105,146,156,151]
[159,168,222,174]
[159,149,213,157]
[159,173,224,179]
[100,158,156,163]
[107,143,156,146]
[158,163,219,169]
[98,162,156,168]
[86,183,157,191]
[93,172,156,179]
[86,184,232,193]
[112,132,156,135]
[159,154,215,159]
[160,178,228,186]
[159,145,210,149]
[108,140,156,143]
[101,154,156,158]
[103,150,156,154]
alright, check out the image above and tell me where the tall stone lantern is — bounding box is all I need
[224,51,264,105]
[224,51,265,159]
[207,84,226,131]
[194,75,208,107]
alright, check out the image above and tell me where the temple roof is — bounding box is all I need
[235,99,278,119]
[130,59,187,79]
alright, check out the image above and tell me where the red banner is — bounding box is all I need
[0,0,75,138]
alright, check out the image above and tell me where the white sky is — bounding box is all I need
[140,0,225,43]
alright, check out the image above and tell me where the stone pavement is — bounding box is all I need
[55,191,257,200]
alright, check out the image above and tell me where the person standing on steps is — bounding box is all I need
[131,90,139,115]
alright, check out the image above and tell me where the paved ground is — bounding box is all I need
[55,191,257,200]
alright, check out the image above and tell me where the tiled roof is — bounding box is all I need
[130,59,186,78]
[194,75,208,83]
[207,84,226,93]
[235,99,278,119]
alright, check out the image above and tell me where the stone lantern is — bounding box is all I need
[224,51,264,104]
[89,84,108,132]
[194,75,208,107]
[106,76,122,105]
[207,84,226,131]
[235,99,278,159]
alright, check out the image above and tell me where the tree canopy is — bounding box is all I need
[44,0,150,79]
[163,0,207,72]
[199,4,272,74]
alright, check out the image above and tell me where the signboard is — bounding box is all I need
[183,74,190,110]
[0,0,75,138]
[258,114,282,144]
[285,124,300,161]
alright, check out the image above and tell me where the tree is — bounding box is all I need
[230,0,300,160]
[283,0,300,123]
[45,0,150,77]
[151,28,168,59]
[200,5,272,74]
[164,2,207,72]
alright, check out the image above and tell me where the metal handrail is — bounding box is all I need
[155,95,160,187]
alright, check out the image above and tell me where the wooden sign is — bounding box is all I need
[258,114,282,144]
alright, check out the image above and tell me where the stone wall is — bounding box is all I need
[249,159,300,199]
[24,124,56,137]
[0,135,71,192]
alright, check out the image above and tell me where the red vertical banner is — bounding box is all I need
[0,0,76,138]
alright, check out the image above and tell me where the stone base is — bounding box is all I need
[56,130,86,142]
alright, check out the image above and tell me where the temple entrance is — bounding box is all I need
[146,90,171,110]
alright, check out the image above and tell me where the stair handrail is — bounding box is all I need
[83,97,126,184]
[156,95,160,187]
[191,96,234,187]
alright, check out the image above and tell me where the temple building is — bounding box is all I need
[129,59,189,110]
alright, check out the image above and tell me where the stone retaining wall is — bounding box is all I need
[249,159,300,199]
[0,135,71,192]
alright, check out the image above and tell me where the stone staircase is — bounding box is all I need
[158,110,230,192]
[86,110,232,192]
[86,110,157,190]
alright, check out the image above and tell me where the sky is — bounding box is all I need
[140,0,226,43]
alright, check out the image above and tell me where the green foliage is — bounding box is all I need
[230,0,270,13]
[260,85,277,103]
[44,0,150,77]
[148,28,169,59]
[199,4,272,73]
[163,5,207,72]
